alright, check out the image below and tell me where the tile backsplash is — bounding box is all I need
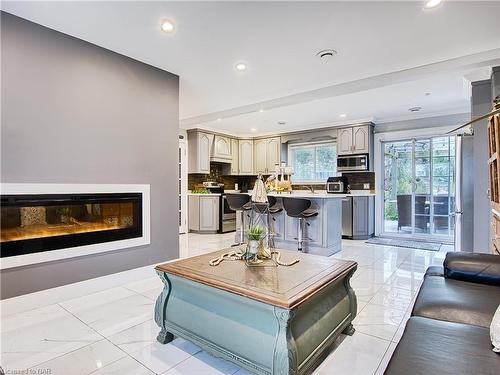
[188,164,375,192]
[342,172,375,190]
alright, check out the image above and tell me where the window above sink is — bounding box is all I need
[288,141,337,183]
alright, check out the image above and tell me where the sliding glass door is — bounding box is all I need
[383,136,455,240]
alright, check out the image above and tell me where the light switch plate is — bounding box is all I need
[363,183,370,189]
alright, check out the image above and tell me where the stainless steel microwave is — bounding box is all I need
[337,154,369,172]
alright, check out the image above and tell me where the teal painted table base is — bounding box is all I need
[154,266,357,375]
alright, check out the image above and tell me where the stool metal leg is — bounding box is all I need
[232,210,246,247]
[240,210,245,245]
[297,217,303,252]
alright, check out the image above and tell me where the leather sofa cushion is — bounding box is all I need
[412,275,500,328]
[445,252,500,286]
[425,265,444,277]
[384,316,500,375]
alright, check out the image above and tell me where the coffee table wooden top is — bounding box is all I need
[156,249,357,309]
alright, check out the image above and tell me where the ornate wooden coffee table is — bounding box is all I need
[154,249,357,375]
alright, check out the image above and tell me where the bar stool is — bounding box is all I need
[282,197,319,252]
[226,193,252,246]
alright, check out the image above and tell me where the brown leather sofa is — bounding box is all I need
[385,252,500,374]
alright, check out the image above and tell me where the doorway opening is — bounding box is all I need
[382,136,455,241]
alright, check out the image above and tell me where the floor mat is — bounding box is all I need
[366,237,442,251]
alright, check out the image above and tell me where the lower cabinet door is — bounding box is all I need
[199,197,219,231]
[352,197,368,237]
[304,211,322,247]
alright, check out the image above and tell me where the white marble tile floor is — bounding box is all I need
[0,233,452,375]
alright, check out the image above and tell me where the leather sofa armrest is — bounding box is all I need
[444,252,500,286]
[425,266,444,277]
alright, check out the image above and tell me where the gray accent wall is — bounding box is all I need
[1,12,179,298]
[471,80,492,253]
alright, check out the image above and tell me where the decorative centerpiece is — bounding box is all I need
[246,225,264,263]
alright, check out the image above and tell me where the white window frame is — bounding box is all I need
[288,140,337,184]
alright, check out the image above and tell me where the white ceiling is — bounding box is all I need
[3,1,500,135]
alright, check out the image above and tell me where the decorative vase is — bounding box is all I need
[248,240,259,256]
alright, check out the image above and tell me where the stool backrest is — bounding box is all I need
[225,194,251,211]
[267,195,277,208]
[282,197,312,217]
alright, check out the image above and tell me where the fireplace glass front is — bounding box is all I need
[1,193,142,257]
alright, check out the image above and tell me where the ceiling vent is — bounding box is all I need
[277,121,286,126]
[409,106,422,112]
[316,49,337,61]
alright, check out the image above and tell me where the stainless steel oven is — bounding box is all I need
[337,154,369,172]
[220,195,236,233]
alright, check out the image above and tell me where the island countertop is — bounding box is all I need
[240,190,375,199]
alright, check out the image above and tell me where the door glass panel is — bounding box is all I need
[431,137,455,236]
[414,140,431,234]
[383,141,413,234]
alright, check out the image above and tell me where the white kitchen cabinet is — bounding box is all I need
[266,137,281,173]
[230,138,239,175]
[212,135,232,162]
[352,125,370,154]
[199,196,219,231]
[337,125,371,155]
[187,131,214,173]
[188,195,219,232]
[253,136,281,174]
[239,139,254,175]
[254,139,267,174]
[338,128,353,155]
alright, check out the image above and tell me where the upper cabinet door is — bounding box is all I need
[352,125,369,154]
[338,128,353,155]
[266,137,281,173]
[213,135,232,161]
[239,139,254,175]
[254,139,267,173]
[197,132,212,173]
[230,138,239,175]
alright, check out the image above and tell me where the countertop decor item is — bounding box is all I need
[252,173,268,203]
[155,249,357,375]
[191,187,210,194]
[247,224,264,264]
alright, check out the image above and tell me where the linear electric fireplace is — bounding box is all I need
[1,192,143,258]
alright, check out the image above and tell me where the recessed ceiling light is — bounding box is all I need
[216,118,221,122]
[316,49,338,61]
[160,19,175,33]
[424,0,442,9]
[339,113,347,118]
[251,128,257,132]
[259,109,264,113]
[277,121,286,126]
[235,62,247,71]
[409,106,422,112]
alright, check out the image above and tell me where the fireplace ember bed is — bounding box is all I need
[1,193,142,258]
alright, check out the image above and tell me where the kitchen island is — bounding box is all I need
[238,191,374,256]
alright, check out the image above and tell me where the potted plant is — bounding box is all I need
[247,225,264,258]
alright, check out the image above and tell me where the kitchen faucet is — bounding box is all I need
[303,185,315,193]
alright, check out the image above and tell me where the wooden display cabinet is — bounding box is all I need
[487,100,500,255]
